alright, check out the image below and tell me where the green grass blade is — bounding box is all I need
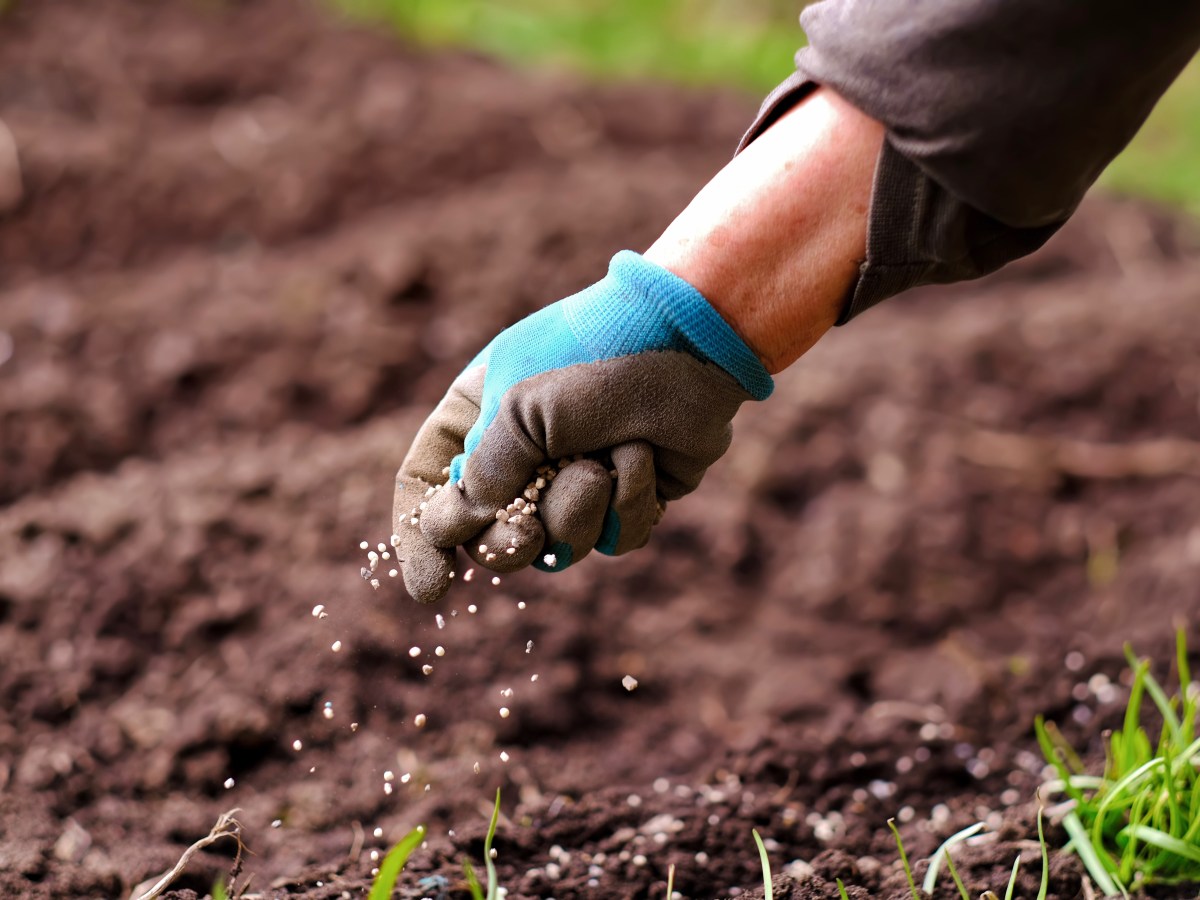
[484,789,501,900]
[212,880,228,900]
[1120,657,1149,774]
[887,818,921,900]
[836,878,851,900]
[1036,809,1050,900]
[922,821,985,894]
[941,849,971,900]
[1036,716,1086,803]
[1142,667,1183,747]
[369,825,426,900]
[1124,824,1200,865]
[666,862,675,900]
[1003,853,1022,900]
[1063,811,1124,897]
[1177,629,1192,696]
[463,858,484,900]
[752,829,773,900]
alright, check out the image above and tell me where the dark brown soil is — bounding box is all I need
[1,2,1199,899]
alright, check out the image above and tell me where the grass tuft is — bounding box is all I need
[1039,629,1200,895]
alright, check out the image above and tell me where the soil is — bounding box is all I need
[1,2,1199,899]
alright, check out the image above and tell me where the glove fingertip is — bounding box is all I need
[401,548,456,604]
[595,508,621,556]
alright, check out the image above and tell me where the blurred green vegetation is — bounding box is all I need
[333,0,1200,215]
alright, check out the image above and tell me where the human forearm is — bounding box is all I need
[645,87,884,374]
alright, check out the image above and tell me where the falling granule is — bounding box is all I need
[384,770,394,782]
[468,604,478,614]
[383,783,393,795]
[622,675,639,691]
[463,569,475,583]
[323,702,334,719]
[505,547,516,555]
[421,664,433,675]
[500,688,513,697]
[490,848,498,860]
[478,544,488,554]
[400,773,411,784]
[390,534,401,548]
[350,722,359,732]
[388,569,398,578]
[331,641,342,653]
[517,601,526,610]
[525,640,533,654]
[499,707,510,718]
[359,541,369,550]
[435,614,446,629]
[369,579,380,590]
[369,850,380,862]
[373,827,383,838]
[473,762,481,775]
[491,576,501,586]
[434,646,445,657]
[543,553,557,567]
[272,819,282,828]
[311,604,326,618]
[292,739,303,752]
[381,551,390,561]
[224,777,235,789]
[368,551,378,563]
[408,646,421,658]
[377,543,386,553]
[414,713,427,728]
[499,751,510,763]
[531,674,539,682]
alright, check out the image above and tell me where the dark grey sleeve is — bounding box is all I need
[739,0,1200,323]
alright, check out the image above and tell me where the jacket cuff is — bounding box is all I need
[738,75,1067,324]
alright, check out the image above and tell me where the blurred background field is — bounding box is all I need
[333,0,1200,217]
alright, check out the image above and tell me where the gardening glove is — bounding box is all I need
[393,250,773,604]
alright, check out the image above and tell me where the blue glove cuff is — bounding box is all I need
[564,251,774,401]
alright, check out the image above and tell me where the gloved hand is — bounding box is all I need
[393,251,773,603]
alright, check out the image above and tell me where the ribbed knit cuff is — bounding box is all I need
[609,251,774,401]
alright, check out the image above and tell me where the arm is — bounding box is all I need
[746,0,1200,321]
[392,90,884,602]
[645,88,883,373]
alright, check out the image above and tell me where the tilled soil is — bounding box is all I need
[1,2,1199,899]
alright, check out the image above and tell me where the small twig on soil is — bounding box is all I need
[348,820,365,864]
[958,428,1200,479]
[129,808,245,900]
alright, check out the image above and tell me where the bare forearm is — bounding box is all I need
[645,88,883,374]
